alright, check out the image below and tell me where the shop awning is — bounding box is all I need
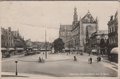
[111,47,118,54]
[9,48,15,50]
[16,48,24,50]
[92,49,97,52]
[33,49,38,51]
[1,48,7,50]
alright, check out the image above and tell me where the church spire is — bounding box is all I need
[73,7,78,22]
[96,17,98,32]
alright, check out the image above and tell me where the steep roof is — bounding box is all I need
[81,11,96,23]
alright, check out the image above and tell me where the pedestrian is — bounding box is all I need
[88,57,92,64]
[39,57,42,62]
[90,57,92,64]
[98,56,101,62]
[74,56,77,61]
[97,56,101,62]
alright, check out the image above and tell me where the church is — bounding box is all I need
[59,7,98,52]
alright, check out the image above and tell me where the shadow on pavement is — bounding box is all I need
[2,75,28,77]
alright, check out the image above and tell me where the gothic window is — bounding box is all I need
[110,28,111,33]
[111,38,112,44]
[112,38,114,44]
[108,28,110,33]
[112,37,114,44]
[109,38,111,44]
[113,38,115,44]
[112,27,113,32]
[62,32,65,36]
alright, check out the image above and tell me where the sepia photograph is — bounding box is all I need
[0,1,119,79]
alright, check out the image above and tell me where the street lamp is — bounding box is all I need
[104,35,108,55]
[15,61,18,76]
[45,26,47,59]
[96,35,100,55]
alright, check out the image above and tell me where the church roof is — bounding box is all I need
[81,11,96,23]
[60,25,72,31]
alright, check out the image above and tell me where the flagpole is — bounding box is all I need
[45,26,47,59]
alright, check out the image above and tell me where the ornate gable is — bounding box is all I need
[82,11,96,23]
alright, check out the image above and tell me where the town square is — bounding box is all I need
[0,1,119,78]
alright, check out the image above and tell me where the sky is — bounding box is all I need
[0,1,119,42]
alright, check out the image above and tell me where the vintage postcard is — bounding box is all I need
[0,1,119,79]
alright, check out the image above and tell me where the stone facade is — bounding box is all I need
[59,25,72,48]
[1,27,15,48]
[71,8,98,51]
[59,8,98,52]
[108,11,118,50]
[86,30,108,54]
[107,11,118,62]
[1,27,25,51]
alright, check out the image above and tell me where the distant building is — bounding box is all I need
[1,28,8,48]
[88,30,108,54]
[32,41,52,51]
[59,7,98,52]
[108,11,118,50]
[1,27,25,56]
[1,27,15,49]
[107,11,118,62]
[59,25,72,48]
[71,7,80,51]
[12,30,26,49]
[81,11,98,51]
[26,39,33,48]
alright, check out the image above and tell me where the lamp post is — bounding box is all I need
[15,61,18,76]
[68,41,71,54]
[97,35,100,55]
[45,26,47,59]
[104,35,108,55]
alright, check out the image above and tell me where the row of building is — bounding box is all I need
[1,27,52,57]
[26,39,52,51]
[59,7,118,62]
[1,27,26,56]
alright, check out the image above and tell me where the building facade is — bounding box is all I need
[80,11,98,51]
[87,30,108,54]
[59,7,98,52]
[107,12,118,62]
[1,27,15,49]
[108,11,118,50]
[59,25,72,48]
[71,7,80,51]
[1,27,25,56]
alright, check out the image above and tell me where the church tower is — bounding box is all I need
[73,7,78,24]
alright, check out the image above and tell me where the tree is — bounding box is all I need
[100,38,105,55]
[53,38,64,53]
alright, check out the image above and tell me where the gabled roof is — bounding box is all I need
[81,11,96,23]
